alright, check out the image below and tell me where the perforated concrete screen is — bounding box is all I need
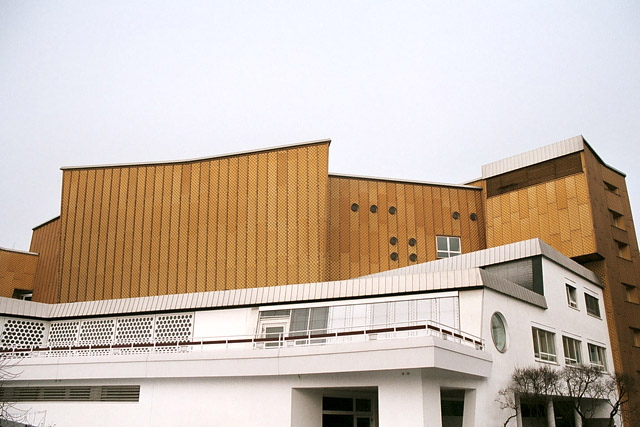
[0,318,46,350]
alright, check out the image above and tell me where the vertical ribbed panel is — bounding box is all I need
[485,172,595,257]
[326,176,486,281]
[56,142,330,302]
[30,217,61,303]
[0,249,38,298]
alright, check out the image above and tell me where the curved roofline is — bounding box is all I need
[60,138,331,171]
[329,173,482,190]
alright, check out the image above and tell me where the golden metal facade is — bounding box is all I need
[30,217,61,303]
[0,248,37,298]
[56,142,329,302]
[327,176,485,280]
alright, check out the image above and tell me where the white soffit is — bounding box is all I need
[481,135,584,179]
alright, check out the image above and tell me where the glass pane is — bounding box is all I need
[323,414,353,427]
[491,313,506,352]
[449,237,460,252]
[356,417,371,427]
[416,299,433,322]
[310,307,329,332]
[372,303,387,327]
[437,236,448,251]
[352,305,367,328]
[395,301,410,324]
[323,397,353,411]
[439,298,456,328]
[355,398,371,412]
[329,306,347,330]
[437,251,449,258]
[290,308,309,332]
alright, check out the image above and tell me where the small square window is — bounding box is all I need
[436,236,461,258]
[624,284,640,304]
[532,327,557,362]
[565,284,578,309]
[588,343,607,370]
[562,336,582,365]
[616,241,631,260]
[585,293,601,318]
[610,210,625,229]
[632,328,640,347]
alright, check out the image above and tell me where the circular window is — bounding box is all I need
[389,237,398,245]
[452,211,460,220]
[351,203,359,212]
[390,252,399,261]
[490,312,508,353]
[409,253,417,262]
[370,205,378,213]
[389,206,397,215]
[470,213,477,221]
[408,238,417,247]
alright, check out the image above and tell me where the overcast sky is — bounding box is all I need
[1,1,639,251]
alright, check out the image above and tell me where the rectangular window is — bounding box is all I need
[584,294,601,318]
[562,336,582,365]
[632,328,640,347]
[624,284,640,304]
[610,210,625,229]
[588,343,607,370]
[437,236,461,258]
[616,241,631,260]
[532,327,557,362]
[565,284,578,309]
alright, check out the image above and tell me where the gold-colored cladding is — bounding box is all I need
[56,142,330,302]
[30,217,60,303]
[0,248,37,299]
[326,176,485,281]
[485,172,596,257]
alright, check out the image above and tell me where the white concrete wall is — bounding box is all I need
[193,307,258,339]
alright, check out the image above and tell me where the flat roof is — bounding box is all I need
[329,173,482,190]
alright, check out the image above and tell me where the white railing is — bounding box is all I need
[0,319,484,359]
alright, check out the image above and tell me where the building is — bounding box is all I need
[0,136,638,426]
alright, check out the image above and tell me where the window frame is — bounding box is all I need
[565,284,578,309]
[584,293,601,318]
[532,327,557,363]
[436,236,461,259]
[587,343,608,370]
[562,336,582,366]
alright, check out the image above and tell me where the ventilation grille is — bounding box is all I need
[154,314,193,343]
[0,385,140,402]
[0,319,46,350]
[48,321,80,347]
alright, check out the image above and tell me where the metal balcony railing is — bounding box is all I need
[0,319,484,359]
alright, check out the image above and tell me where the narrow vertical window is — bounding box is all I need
[565,284,578,309]
[562,336,582,365]
[584,294,601,318]
[532,327,557,362]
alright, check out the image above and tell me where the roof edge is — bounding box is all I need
[329,173,483,190]
[60,138,332,171]
[32,215,61,231]
[0,246,38,256]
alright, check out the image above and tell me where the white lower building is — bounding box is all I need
[0,239,616,426]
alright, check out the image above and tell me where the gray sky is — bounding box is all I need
[1,1,639,251]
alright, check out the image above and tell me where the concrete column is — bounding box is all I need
[515,394,523,427]
[379,371,427,427]
[546,399,556,427]
[422,378,442,427]
[573,405,582,427]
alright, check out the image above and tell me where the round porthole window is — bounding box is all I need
[351,203,359,212]
[490,312,508,353]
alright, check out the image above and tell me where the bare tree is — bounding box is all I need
[561,364,602,424]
